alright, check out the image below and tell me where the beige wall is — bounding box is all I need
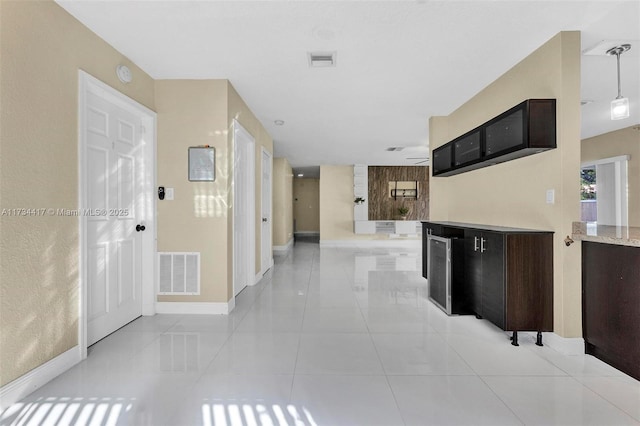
[581,126,640,227]
[227,83,274,276]
[429,32,582,337]
[320,166,356,241]
[155,80,229,303]
[156,81,273,302]
[273,158,294,246]
[0,0,155,386]
[293,178,320,233]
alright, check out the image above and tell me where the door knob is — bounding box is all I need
[136,224,146,232]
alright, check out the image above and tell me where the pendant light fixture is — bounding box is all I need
[607,44,631,120]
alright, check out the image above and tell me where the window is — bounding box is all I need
[580,155,629,226]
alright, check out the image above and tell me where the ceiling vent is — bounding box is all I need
[308,52,336,68]
[407,157,429,165]
[386,147,405,152]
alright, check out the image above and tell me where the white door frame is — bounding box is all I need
[232,120,256,298]
[78,71,157,359]
[581,155,629,227]
[261,147,274,274]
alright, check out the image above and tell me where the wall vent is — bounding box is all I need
[308,51,337,67]
[158,252,200,295]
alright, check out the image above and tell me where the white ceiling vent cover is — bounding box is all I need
[308,51,337,67]
[159,252,200,295]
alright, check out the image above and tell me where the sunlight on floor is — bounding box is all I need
[202,402,317,426]
[2,397,134,426]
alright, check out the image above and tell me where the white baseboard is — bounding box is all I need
[262,258,274,276]
[521,331,584,355]
[253,271,263,285]
[273,238,293,252]
[155,302,230,315]
[319,239,421,248]
[142,302,156,316]
[227,295,236,313]
[0,346,81,412]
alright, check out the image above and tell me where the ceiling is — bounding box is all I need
[56,0,640,177]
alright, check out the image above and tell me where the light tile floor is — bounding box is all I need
[2,242,639,425]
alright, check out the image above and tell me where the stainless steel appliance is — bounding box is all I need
[427,234,466,315]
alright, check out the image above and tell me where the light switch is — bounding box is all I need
[166,187,174,201]
[546,189,555,204]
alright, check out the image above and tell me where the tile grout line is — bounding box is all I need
[358,246,409,426]
[288,242,318,403]
[577,378,640,423]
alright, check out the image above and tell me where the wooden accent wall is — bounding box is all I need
[368,166,429,220]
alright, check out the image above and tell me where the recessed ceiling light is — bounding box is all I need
[297,173,304,177]
[308,52,336,68]
[274,120,285,126]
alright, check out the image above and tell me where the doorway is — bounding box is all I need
[78,71,156,355]
[233,121,256,297]
[580,155,629,226]
[261,148,273,274]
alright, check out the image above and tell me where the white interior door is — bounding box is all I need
[261,149,273,273]
[233,122,255,297]
[85,91,144,345]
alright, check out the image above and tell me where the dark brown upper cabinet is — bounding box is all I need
[432,99,556,177]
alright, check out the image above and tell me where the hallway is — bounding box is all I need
[2,242,639,425]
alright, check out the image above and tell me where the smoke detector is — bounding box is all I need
[116,65,132,84]
[308,52,337,68]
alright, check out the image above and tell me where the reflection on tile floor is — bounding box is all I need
[2,242,639,425]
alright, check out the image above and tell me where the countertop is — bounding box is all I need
[422,221,553,234]
[572,222,640,248]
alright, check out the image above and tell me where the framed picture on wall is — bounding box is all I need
[188,147,215,181]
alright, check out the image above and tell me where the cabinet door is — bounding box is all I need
[464,230,483,315]
[432,144,453,176]
[453,130,482,167]
[484,106,526,158]
[480,232,505,329]
[583,242,640,380]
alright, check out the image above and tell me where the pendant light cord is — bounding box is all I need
[616,50,622,99]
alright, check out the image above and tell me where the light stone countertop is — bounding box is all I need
[572,222,640,248]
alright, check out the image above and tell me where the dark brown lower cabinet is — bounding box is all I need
[422,222,553,345]
[464,230,553,340]
[582,241,640,381]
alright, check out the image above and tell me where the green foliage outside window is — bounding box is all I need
[581,169,596,200]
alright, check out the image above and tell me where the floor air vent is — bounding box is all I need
[158,252,200,295]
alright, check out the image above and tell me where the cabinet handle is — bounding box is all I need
[474,236,479,252]
[481,237,486,253]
